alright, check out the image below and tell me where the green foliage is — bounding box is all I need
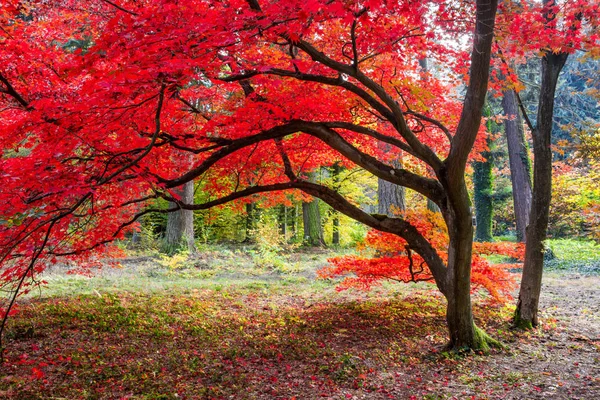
[544,238,600,273]
[549,164,600,237]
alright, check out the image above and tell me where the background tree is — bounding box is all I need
[163,181,196,254]
[502,90,532,242]
[495,0,599,328]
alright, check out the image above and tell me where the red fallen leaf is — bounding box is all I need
[31,367,44,380]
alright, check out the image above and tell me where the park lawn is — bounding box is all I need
[1,241,599,399]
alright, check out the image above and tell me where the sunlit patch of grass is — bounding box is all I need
[545,238,600,273]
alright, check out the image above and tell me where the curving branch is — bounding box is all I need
[159,178,448,293]
[294,39,443,171]
[158,120,445,203]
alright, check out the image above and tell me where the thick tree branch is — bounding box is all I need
[0,73,31,110]
[159,120,444,203]
[161,179,448,293]
[294,39,443,171]
[447,0,498,172]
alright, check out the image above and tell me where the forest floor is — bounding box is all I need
[0,244,599,399]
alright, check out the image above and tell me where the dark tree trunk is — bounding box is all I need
[444,177,484,348]
[163,181,195,254]
[332,214,340,245]
[473,105,495,242]
[291,203,298,240]
[244,202,258,242]
[473,156,493,242]
[278,205,287,237]
[502,90,532,242]
[515,49,568,329]
[331,163,342,245]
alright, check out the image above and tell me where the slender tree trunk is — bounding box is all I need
[163,181,195,254]
[302,172,325,246]
[502,90,532,242]
[473,157,493,242]
[331,163,342,245]
[515,50,568,328]
[332,214,340,245]
[278,205,287,238]
[473,104,495,242]
[378,154,406,217]
[291,203,298,240]
[244,202,257,242]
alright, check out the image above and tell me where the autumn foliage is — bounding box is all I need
[321,210,524,303]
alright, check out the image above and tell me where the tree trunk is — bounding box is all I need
[378,157,406,217]
[331,163,342,245]
[302,199,324,246]
[473,156,493,242]
[302,172,325,246]
[473,104,495,242]
[332,213,340,245]
[502,90,532,242]
[291,203,298,241]
[278,205,287,238]
[515,50,568,329]
[244,202,257,242]
[163,181,195,254]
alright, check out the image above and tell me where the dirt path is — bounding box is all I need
[433,273,600,399]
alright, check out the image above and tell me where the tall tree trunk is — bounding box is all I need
[163,181,195,254]
[515,49,568,328]
[244,202,257,242]
[302,200,324,246]
[278,205,287,238]
[378,155,406,217]
[291,203,298,241]
[332,214,340,246]
[473,156,493,242]
[473,104,495,242]
[302,172,325,246]
[331,163,342,245]
[502,90,532,242]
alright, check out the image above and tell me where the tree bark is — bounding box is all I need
[163,181,195,254]
[473,104,496,242]
[515,49,568,328]
[378,152,406,217]
[278,205,288,237]
[244,202,258,242]
[302,172,325,246]
[473,155,493,242]
[302,198,324,246]
[502,90,532,242]
[331,163,342,245]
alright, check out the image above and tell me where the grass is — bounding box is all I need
[2,239,599,398]
[4,284,506,399]
[545,238,600,274]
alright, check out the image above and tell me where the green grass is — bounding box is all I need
[545,238,600,274]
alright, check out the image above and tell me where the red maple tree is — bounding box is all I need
[0,0,597,350]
